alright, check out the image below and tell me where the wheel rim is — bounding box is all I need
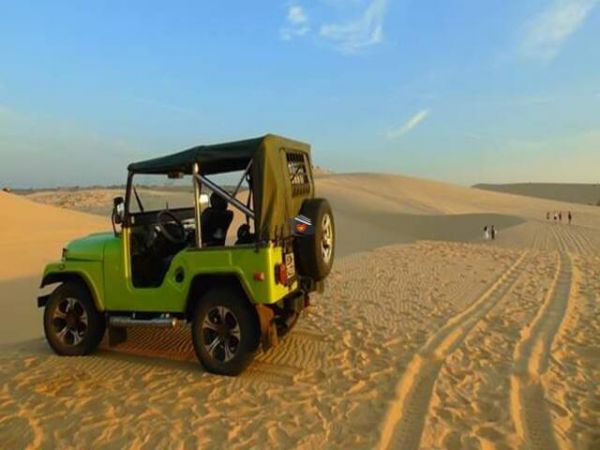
[51,297,88,346]
[321,213,334,265]
[201,306,241,363]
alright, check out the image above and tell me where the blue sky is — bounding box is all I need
[1,0,599,187]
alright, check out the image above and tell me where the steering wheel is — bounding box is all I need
[157,210,186,244]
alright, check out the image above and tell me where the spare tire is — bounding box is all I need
[294,198,335,281]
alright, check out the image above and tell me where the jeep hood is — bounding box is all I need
[65,232,115,262]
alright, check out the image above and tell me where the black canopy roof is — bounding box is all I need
[128,134,314,240]
[128,136,267,175]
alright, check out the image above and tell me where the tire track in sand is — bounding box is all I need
[510,252,573,450]
[377,251,528,450]
[555,225,584,256]
[548,223,594,257]
[563,225,595,257]
[548,224,569,254]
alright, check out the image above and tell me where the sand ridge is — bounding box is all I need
[0,191,108,282]
[474,182,600,206]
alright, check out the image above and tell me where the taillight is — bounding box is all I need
[275,263,288,285]
[295,222,308,233]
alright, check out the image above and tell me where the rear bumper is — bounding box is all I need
[257,288,311,351]
[298,276,325,294]
[281,289,307,312]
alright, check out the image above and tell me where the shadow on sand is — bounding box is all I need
[333,211,525,257]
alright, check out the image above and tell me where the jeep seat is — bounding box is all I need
[201,193,233,246]
[235,223,255,245]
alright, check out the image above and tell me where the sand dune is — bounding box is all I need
[475,182,600,206]
[26,188,198,217]
[25,189,123,216]
[24,173,600,254]
[1,174,599,449]
[0,192,108,343]
[318,173,600,225]
[317,173,600,256]
[0,191,108,282]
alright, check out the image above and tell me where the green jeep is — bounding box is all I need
[38,135,335,375]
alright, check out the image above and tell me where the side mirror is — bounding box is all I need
[113,196,125,225]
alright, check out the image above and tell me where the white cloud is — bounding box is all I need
[520,0,598,61]
[288,5,308,25]
[386,109,430,140]
[281,4,310,41]
[320,0,387,53]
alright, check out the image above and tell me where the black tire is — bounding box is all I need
[294,198,335,281]
[43,281,106,356]
[191,287,260,376]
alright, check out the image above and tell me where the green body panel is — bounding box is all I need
[43,229,297,313]
[42,261,106,310]
[64,232,114,261]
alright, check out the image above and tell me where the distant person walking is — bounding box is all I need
[568,211,572,225]
[491,225,496,240]
[483,226,490,240]
[559,211,562,222]
[546,212,550,221]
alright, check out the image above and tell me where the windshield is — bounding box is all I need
[129,174,197,213]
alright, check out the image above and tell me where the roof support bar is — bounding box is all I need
[194,174,255,220]
[192,163,203,248]
[232,160,252,198]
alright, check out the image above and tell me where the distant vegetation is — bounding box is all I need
[11,185,127,195]
[12,184,238,196]
[312,165,333,177]
[473,183,600,206]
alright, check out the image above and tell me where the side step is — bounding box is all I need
[109,316,179,328]
[107,315,179,346]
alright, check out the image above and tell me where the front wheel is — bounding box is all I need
[191,287,260,376]
[43,281,106,356]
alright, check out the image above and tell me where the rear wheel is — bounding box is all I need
[295,198,335,281]
[43,281,106,356]
[191,287,260,376]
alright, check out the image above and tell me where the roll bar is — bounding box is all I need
[194,174,255,219]
[192,162,255,248]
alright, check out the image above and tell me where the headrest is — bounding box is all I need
[210,192,228,211]
[237,223,251,239]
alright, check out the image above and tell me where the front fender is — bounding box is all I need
[40,261,105,311]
